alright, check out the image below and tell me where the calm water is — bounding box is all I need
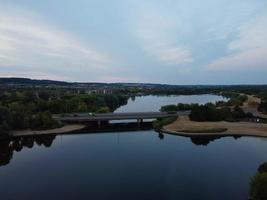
[116,94,228,112]
[1,95,267,200]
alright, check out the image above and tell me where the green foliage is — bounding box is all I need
[216,93,248,107]
[160,103,199,112]
[231,106,246,119]
[30,111,59,130]
[0,88,129,133]
[177,103,198,111]
[153,116,178,130]
[160,104,178,112]
[258,101,267,114]
[189,104,223,121]
[258,163,267,174]
[250,172,267,200]
[189,104,250,122]
[96,106,110,113]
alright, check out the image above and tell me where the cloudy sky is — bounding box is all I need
[0,0,267,84]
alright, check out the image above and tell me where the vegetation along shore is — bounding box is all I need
[161,93,267,138]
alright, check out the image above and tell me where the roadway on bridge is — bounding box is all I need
[55,112,178,122]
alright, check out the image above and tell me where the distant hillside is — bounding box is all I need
[0,77,174,88]
[0,77,72,86]
[1,77,267,92]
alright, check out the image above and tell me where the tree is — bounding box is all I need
[250,162,267,200]
[258,163,267,174]
[250,173,267,200]
[96,106,110,113]
[160,104,177,112]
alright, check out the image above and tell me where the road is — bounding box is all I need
[55,112,178,122]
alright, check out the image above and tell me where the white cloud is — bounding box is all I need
[0,5,112,74]
[207,13,267,70]
[131,4,193,65]
[154,46,193,65]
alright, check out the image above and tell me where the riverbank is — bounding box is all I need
[10,124,86,137]
[163,116,267,137]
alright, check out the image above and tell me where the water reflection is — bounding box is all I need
[159,131,242,146]
[190,135,242,146]
[0,135,56,167]
[158,132,164,140]
[76,122,153,133]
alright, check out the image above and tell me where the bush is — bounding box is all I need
[160,104,177,112]
[258,163,267,174]
[250,172,267,200]
[160,103,199,112]
[250,162,267,200]
[258,101,267,114]
[231,106,246,119]
[153,116,178,130]
[96,106,110,113]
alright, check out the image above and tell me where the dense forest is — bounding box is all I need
[0,88,128,135]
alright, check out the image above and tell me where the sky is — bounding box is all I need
[0,0,267,84]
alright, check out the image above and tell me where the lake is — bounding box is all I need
[1,94,267,200]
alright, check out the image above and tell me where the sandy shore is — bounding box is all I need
[10,124,86,137]
[163,116,267,137]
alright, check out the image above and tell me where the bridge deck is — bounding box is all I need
[55,112,178,122]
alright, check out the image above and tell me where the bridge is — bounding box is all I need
[54,112,178,126]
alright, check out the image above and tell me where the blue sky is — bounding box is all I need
[0,0,267,84]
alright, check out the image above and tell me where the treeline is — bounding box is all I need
[161,102,252,122]
[0,89,129,135]
[160,94,248,113]
[189,104,252,122]
[2,78,267,97]
[160,103,199,112]
[219,93,248,106]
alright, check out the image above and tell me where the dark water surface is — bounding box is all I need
[1,95,266,200]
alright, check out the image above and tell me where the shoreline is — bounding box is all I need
[10,124,86,137]
[162,116,267,138]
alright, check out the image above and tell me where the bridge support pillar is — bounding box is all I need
[98,120,101,128]
[137,119,143,127]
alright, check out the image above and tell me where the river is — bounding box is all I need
[0,94,267,200]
